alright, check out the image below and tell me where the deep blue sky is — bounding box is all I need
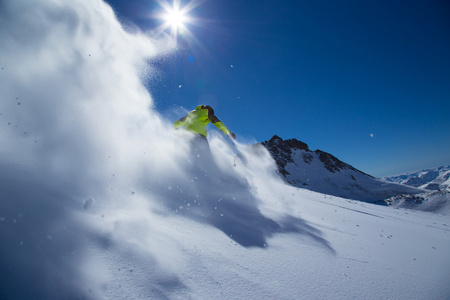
[105,0,450,177]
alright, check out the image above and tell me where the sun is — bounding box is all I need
[157,0,199,39]
[165,7,186,28]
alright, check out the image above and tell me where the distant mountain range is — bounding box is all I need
[382,166,450,212]
[260,136,449,212]
[382,166,450,191]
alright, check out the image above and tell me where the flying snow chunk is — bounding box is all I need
[179,85,182,88]
[83,197,95,210]
[370,133,374,138]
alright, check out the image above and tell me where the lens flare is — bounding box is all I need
[156,0,201,39]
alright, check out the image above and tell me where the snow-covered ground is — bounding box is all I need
[1,1,449,299]
[1,151,449,299]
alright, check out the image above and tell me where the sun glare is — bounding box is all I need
[165,8,186,27]
[157,0,200,39]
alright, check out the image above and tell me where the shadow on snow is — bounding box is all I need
[155,137,335,253]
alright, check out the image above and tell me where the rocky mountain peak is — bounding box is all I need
[261,136,310,177]
[261,135,361,175]
[263,135,309,151]
[258,135,422,204]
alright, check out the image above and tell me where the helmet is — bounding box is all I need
[196,105,214,115]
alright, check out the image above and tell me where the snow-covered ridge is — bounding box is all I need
[382,165,450,191]
[261,135,424,204]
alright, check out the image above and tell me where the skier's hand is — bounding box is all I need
[229,132,236,140]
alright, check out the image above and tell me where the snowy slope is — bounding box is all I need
[383,165,450,191]
[1,145,449,299]
[261,136,424,204]
[1,1,450,299]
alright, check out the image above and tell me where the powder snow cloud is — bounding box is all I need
[0,0,184,296]
[0,0,301,297]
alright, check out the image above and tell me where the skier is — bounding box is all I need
[174,105,236,167]
[174,105,236,141]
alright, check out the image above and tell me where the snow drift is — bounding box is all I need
[1,1,449,299]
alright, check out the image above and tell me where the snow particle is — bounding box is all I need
[83,197,95,210]
[178,85,182,88]
[370,133,374,138]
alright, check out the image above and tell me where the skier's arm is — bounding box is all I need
[174,115,187,129]
[209,114,236,140]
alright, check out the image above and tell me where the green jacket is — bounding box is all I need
[174,105,232,138]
